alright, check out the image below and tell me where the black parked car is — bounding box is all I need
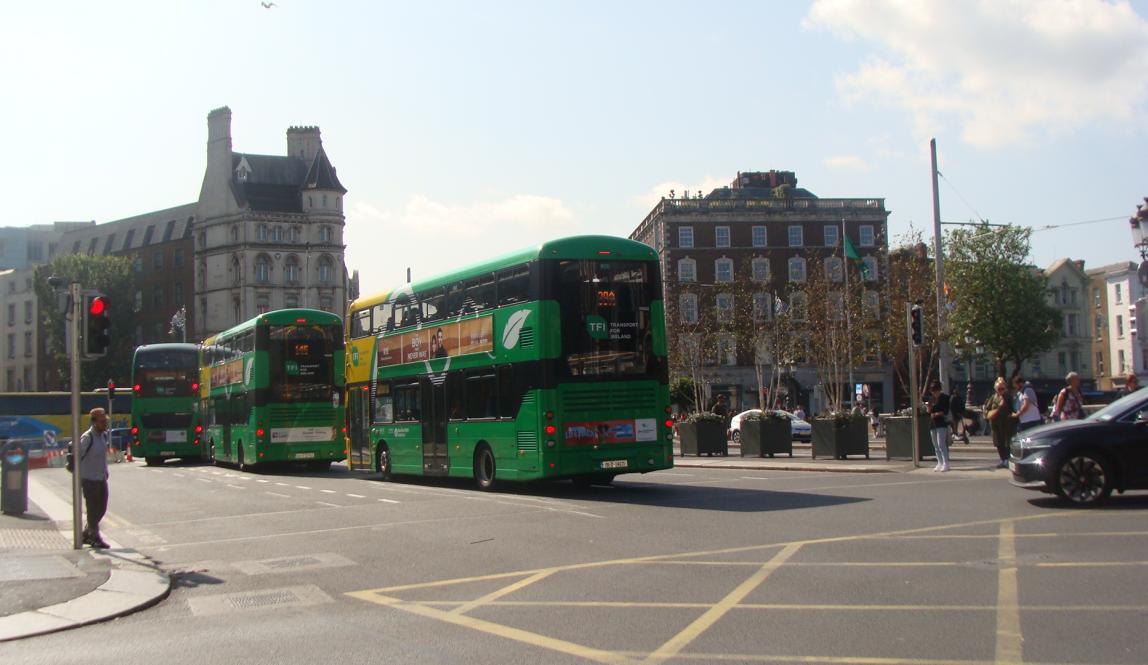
[1010,389,1148,505]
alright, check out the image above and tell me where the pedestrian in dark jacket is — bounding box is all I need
[926,382,951,472]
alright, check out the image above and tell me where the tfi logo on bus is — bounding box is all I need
[586,316,608,340]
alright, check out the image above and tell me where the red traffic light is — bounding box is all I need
[88,296,108,316]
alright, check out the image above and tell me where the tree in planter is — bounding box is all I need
[664,280,719,413]
[879,229,942,407]
[34,253,136,391]
[944,224,1060,380]
[801,257,867,416]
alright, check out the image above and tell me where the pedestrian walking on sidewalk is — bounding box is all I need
[1012,376,1042,433]
[78,407,111,549]
[926,382,951,472]
[949,390,969,444]
[1119,373,1140,397]
[983,377,1016,469]
[1051,372,1085,421]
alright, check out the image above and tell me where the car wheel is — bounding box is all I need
[731,430,741,443]
[376,442,392,481]
[1054,452,1113,506]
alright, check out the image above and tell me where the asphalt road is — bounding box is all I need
[9,460,1148,665]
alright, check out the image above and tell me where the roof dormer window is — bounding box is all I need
[235,156,252,183]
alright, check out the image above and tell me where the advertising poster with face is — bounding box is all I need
[376,314,494,367]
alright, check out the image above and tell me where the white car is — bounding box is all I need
[729,410,812,442]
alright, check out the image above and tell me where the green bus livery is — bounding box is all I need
[130,343,204,465]
[345,235,672,489]
[201,309,346,471]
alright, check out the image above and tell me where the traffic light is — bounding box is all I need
[83,292,111,359]
[910,305,923,346]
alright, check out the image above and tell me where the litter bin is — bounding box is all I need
[2,441,30,515]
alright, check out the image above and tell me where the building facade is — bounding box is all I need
[630,170,891,414]
[1087,262,1144,389]
[195,107,348,336]
[0,268,39,391]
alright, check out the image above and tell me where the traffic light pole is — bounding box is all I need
[69,282,83,549]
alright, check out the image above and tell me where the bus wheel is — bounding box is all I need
[474,444,497,491]
[376,443,392,481]
[144,457,163,467]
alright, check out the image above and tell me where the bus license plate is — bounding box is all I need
[294,452,316,460]
[161,451,175,457]
[600,460,628,469]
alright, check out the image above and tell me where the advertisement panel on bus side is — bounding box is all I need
[377,315,494,367]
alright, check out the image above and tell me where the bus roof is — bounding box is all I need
[350,235,657,312]
[133,343,199,356]
[211,308,343,341]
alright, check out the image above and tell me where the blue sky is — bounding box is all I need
[3,0,1146,294]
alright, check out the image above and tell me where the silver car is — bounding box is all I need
[729,410,812,442]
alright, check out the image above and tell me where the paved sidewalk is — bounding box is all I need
[0,474,171,642]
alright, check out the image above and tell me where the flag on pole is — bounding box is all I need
[843,234,871,279]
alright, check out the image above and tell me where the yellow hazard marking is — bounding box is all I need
[995,521,1023,665]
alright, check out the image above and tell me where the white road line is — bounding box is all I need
[256,479,269,483]
[276,482,289,486]
[346,493,365,498]
[197,478,213,484]
[226,484,246,490]
[320,489,336,494]
[296,485,312,490]
[378,498,400,504]
[173,473,186,478]
[316,501,340,508]
[266,492,290,498]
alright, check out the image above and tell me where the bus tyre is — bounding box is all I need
[474,444,497,492]
[144,457,162,467]
[376,443,392,481]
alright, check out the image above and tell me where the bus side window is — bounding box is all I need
[444,283,465,317]
[465,276,495,313]
[394,382,420,421]
[496,266,530,307]
[421,288,444,323]
[498,366,518,419]
[352,309,372,338]
[372,303,392,333]
[373,383,393,423]
[465,370,497,419]
[446,372,464,420]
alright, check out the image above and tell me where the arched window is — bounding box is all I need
[824,257,843,283]
[231,256,241,286]
[230,226,239,244]
[788,257,807,283]
[752,258,770,282]
[318,255,334,284]
[284,255,300,284]
[714,258,733,283]
[677,258,696,283]
[255,254,271,284]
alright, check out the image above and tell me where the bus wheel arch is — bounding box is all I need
[473,441,497,491]
[376,441,392,480]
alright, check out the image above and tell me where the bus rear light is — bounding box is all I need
[195,425,204,434]
[544,411,554,420]
[597,250,612,255]
[131,426,139,435]
[133,440,140,447]
[544,425,556,435]
[664,419,673,429]
[258,451,265,458]
[295,318,306,323]
[341,426,347,434]
[664,406,672,414]
[547,440,556,448]
[361,386,369,391]
[256,428,266,438]
[133,384,141,394]
[191,383,199,391]
[193,439,200,446]
[548,463,556,469]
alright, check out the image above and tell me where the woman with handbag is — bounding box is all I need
[983,377,1016,469]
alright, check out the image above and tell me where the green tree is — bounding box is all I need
[34,254,137,390]
[880,230,942,404]
[944,224,1060,380]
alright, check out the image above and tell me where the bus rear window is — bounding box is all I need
[267,324,341,402]
[134,350,199,397]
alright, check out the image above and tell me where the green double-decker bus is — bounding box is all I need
[130,343,204,466]
[201,309,346,471]
[344,235,672,489]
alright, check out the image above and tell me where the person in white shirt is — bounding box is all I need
[77,408,111,548]
[1012,376,1042,433]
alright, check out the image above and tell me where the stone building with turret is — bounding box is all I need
[195,106,349,336]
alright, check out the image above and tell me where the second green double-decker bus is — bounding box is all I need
[130,343,204,466]
[345,235,672,489]
[201,308,346,471]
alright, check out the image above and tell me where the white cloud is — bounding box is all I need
[346,194,576,294]
[805,0,1148,147]
[631,176,728,210]
[824,154,872,171]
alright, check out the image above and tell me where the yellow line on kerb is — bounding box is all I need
[643,542,802,665]
[995,521,1023,665]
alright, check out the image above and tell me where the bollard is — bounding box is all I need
[1,441,30,515]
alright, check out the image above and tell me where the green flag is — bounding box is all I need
[844,234,871,279]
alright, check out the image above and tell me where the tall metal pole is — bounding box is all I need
[930,138,950,390]
[907,303,921,469]
[69,282,83,549]
[843,218,855,408]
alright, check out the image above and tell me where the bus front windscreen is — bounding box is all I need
[266,324,341,402]
[134,350,199,397]
[553,259,659,377]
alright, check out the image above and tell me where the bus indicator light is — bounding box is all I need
[545,411,554,420]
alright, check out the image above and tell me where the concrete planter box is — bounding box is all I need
[740,419,793,458]
[679,421,728,456]
[810,416,870,460]
[884,416,933,461]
